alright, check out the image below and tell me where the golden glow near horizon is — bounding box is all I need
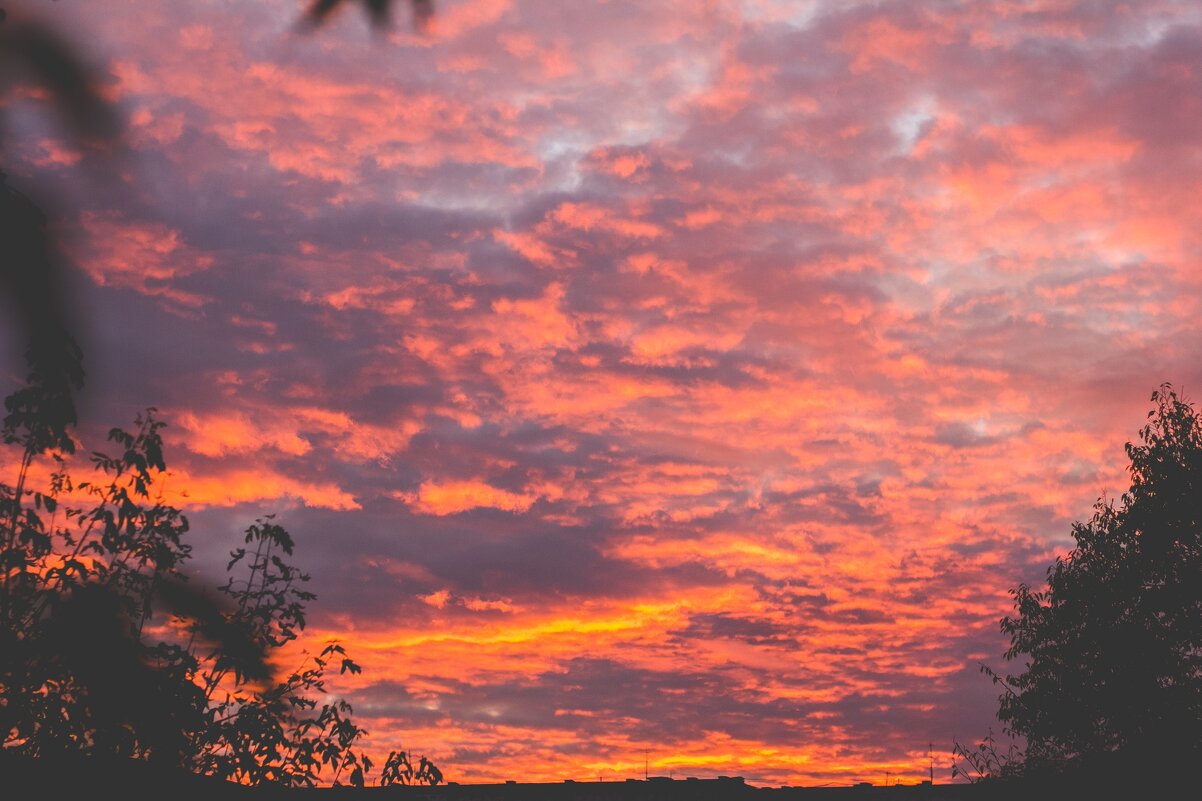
[10,0,1202,787]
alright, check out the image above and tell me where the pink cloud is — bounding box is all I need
[14,0,1202,787]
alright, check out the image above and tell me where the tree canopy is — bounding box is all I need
[986,384,1202,779]
[0,388,440,787]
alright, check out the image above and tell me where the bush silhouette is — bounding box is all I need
[0,389,440,786]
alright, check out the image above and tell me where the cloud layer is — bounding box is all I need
[7,0,1202,786]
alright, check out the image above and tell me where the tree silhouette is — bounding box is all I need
[0,393,440,787]
[981,384,1202,782]
[1,2,443,786]
[0,1,451,784]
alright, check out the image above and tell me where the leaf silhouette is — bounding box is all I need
[302,0,433,30]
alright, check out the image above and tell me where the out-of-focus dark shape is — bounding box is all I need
[0,176,82,456]
[31,582,208,764]
[0,13,121,148]
[303,0,433,30]
[0,7,122,453]
[15,577,270,761]
[155,575,272,687]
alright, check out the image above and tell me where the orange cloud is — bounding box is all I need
[400,481,536,515]
[161,468,359,511]
[24,0,1202,787]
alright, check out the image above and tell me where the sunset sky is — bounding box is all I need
[6,0,1202,787]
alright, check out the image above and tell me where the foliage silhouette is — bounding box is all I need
[967,384,1202,784]
[0,2,451,786]
[380,748,444,787]
[0,392,441,786]
[950,729,1023,785]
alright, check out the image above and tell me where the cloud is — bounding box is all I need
[400,480,537,515]
[13,0,1202,786]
